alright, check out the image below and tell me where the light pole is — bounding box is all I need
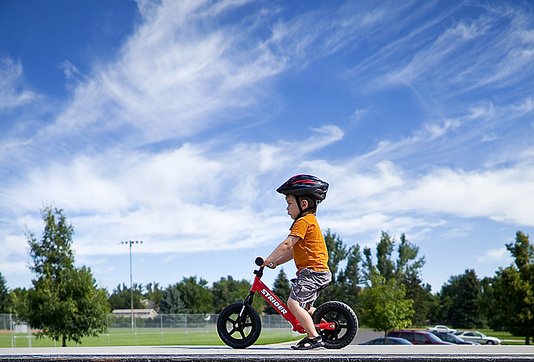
[120,240,143,330]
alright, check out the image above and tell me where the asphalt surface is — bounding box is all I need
[0,344,533,361]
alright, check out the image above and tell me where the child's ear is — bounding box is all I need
[300,198,309,210]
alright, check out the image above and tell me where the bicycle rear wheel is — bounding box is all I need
[217,302,261,348]
[313,301,358,349]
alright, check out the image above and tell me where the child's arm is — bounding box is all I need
[263,235,300,268]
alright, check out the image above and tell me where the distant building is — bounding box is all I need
[112,309,157,319]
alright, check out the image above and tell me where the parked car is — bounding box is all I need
[431,331,479,345]
[387,330,452,345]
[454,331,502,345]
[427,325,457,334]
[361,337,413,345]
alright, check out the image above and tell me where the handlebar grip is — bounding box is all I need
[255,257,264,266]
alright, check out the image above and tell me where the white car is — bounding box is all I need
[455,331,502,345]
[427,325,457,334]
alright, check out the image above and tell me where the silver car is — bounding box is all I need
[455,331,502,345]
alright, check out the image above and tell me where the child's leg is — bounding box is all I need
[287,297,318,338]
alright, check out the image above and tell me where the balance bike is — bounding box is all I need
[216,257,358,349]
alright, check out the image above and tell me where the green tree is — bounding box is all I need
[362,232,429,324]
[176,276,213,313]
[336,244,363,312]
[404,273,434,326]
[0,272,10,313]
[265,269,291,314]
[144,282,163,312]
[324,229,348,283]
[484,231,533,344]
[108,283,144,310]
[23,206,109,346]
[395,234,431,326]
[376,231,395,281]
[438,269,481,328]
[359,273,413,335]
[159,284,186,314]
[212,276,260,313]
[317,230,350,305]
[8,287,28,317]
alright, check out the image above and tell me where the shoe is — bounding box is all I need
[291,336,324,350]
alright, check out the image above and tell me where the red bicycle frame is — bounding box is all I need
[246,269,336,334]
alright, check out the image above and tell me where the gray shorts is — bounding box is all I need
[289,268,332,310]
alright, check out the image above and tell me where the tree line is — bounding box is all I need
[0,207,532,345]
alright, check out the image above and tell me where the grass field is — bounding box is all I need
[0,328,300,348]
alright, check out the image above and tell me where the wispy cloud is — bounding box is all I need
[0,57,38,110]
[1,0,533,290]
[477,247,511,263]
[349,1,534,98]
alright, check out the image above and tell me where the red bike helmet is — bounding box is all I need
[276,174,329,204]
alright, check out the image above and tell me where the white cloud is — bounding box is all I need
[390,166,534,226]
[36,0,295,147]
[477,247,510,263]
[513,96,534,114]
[0,58,38,110]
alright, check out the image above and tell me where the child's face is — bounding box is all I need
[285,194,301,220]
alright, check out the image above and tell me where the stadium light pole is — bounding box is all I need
[121,240,143,330]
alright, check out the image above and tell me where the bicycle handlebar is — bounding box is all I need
[255,257,264,266]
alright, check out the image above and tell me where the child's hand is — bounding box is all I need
[262,259,276,269]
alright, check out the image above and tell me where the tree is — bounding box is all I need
[317,230,349,304]
[404,273,435,326]
[376,231,395,281]
[159,284,186,314]
[0,273,10,313]
[336,244,363,312]
[175,276,213,313]
[144,282,163,311]
[108,283,144,310]
[438,269,481,328]
[395,234,431,326]
[212,276,261,313]
[362,232,430,325]
[359,273,413,336]
[484,231,534,344]
[265,269,291,314]
[324,229,348,283]
[23,206,109,346]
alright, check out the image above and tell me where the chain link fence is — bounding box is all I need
[0,313,295,348]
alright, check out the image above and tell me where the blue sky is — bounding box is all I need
[1,0,534,294]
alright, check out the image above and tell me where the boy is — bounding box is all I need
[262,174,331,350]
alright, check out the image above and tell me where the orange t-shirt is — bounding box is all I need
[289,214,329,272]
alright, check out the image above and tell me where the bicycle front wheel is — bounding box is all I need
[217,302,261,348]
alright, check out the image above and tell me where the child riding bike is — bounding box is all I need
[261,174,331,350]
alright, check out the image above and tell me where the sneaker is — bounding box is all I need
[291,336,324,350]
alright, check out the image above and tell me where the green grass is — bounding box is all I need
[0,328,300,348]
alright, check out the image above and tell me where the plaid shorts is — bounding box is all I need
[289,268,331,309]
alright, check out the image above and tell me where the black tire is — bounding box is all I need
[217,302,261,349]
[313,301,358,349]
